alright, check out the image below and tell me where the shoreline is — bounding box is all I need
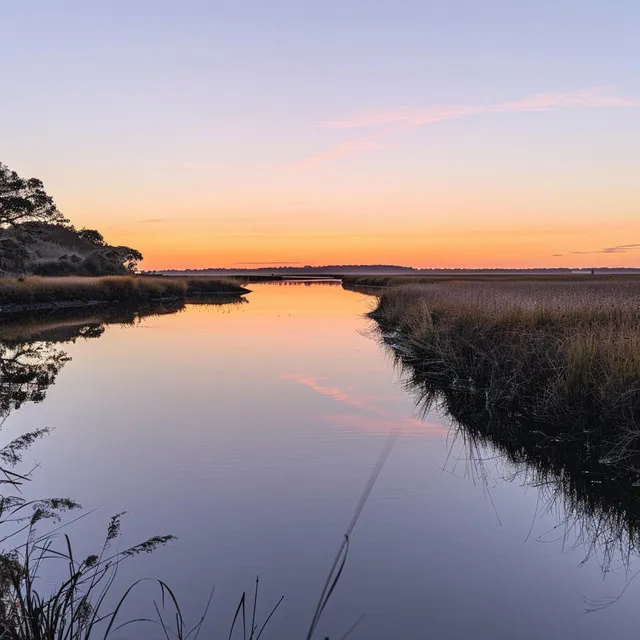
[0,275,250,319]
[0,291,249,317]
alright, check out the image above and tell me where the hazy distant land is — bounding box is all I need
[150,264,640,277]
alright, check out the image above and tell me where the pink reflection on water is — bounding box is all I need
[281,373,445,435]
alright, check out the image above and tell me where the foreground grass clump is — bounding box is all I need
[0,276,249,307]
[371,281,640,465]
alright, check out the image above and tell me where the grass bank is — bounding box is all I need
[371,280,640,467]
[0,275,250,312]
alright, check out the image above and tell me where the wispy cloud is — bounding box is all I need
[297,87,638,167]
[235,261,303,265]
[318,104,485,130]
[570,243,640,255]
[138,218,171,224]
[292,135,394,169]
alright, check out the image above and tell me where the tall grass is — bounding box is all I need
[0,276,250,308]
[371,281,640,467]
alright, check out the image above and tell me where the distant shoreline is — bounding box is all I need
[148,266,640,277]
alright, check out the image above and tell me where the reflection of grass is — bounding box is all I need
[395,352,640,585]
[371,280,640,467]
[0,276,250,308]
[0,297,247,342]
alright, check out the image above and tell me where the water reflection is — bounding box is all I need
[4,283,640,637]
[0,298,248,419]
[376,326,640,589]
[0,296,253,637]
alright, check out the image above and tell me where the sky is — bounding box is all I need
[1,0,639,269]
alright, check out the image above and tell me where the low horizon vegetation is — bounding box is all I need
[342,272,640,288]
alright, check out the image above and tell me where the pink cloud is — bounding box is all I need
[298,88,638,166]
[495,88,639,112]
[317,104,485,129]
[291,134,393,169]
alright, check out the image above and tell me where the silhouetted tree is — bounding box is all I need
[77,228,105,246]
[0,163,68,228]
[101,246,144,273]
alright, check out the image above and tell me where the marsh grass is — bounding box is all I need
[0,276,250,308]
[371,281,640,467]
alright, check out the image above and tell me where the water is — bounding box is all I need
[3,282,640,639]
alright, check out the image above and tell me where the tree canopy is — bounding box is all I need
[77,228,106,246]
[0,162,68,228]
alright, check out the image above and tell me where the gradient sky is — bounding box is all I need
[2,0,639,269]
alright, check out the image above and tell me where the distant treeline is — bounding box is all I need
[151,265,640,276]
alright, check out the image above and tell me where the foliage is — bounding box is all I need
[0,163,68,228]
[76,229,105,247]
[0,161,142,276]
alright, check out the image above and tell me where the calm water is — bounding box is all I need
[5,282,640,638]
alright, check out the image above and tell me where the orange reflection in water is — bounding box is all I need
[113,281,444,437]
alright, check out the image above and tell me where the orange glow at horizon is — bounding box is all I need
[93,215,640,270]
[56,124,640,272]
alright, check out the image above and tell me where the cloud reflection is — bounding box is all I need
[281,373,444,435]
